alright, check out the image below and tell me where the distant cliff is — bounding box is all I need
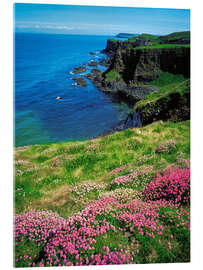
[116,33,138,38]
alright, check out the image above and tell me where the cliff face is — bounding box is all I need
[108,45,190,83]
[134,80,190,126]
[137,91,190,126]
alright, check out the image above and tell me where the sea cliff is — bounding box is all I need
[86,32,190,128]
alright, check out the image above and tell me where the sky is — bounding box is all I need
[14,4,190,36]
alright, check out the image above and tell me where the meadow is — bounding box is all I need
[14,119,190,266]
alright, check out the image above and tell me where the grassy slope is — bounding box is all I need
[105,69,122,81]
[128,33,158,42]
[134,44,190,50]
[134,78,189,110]
[14,120,190,266]
[160,31,190,42]
[128,31,190,48]
[14,120,190,218]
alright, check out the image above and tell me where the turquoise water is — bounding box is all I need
[14,33,131,146]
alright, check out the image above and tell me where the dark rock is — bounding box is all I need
[86,67,158,101]
[88,61,98,67]
[115,110,142,131]
[118,85,159,101]
[85,69,104,89]
[89,52,96,55]
[98,58,111,67]
[72,77,87,87]
[102,38,190,82]
[72,66,86,74]
[137,81,190,126]
[85,69,102,79]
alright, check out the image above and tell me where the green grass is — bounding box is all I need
[160,31,190,42]
[15,239,45,267]
[14,120,190,217]
[108,31,190,50]
[128,33,160,43]
[135,44,190,50]
[108,38,119,43]
[14,119,190,266]
[134,79,190,110]
[105,69,122,81]
[14,31,191,266]
[138,33,159,40]
[148,71,185,87]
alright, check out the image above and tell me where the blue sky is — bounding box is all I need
[14,4,190,35]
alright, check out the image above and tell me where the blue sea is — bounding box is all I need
[14,33,131,147]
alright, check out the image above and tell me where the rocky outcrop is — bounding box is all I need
[115,110,142,131]
[98,58,111,67]
[102,39,121,55]
[102,36,190,83]
[88,61,98,67]
[72,66,86,74]
[72,77,87,87]
[117,85,159,101]
[85,68,158,102]
[97,38,190,107]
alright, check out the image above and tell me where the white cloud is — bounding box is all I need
[15,21,74,31]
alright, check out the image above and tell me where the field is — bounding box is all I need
[14,119,190,266]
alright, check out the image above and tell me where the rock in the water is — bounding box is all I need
[88,61,98,67]
[89,52,96,55]
[72,66,86,74]
[98,58,111,67]
[72,77,87,87]
[56,96,63,100]
[85,69,103,88]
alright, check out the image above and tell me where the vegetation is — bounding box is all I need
[128,33,159,42]
[107,31,190,51]
[108,38,119,43]
[138,33,159,40]
[14,30,191,267]
[134,79,189,109]
[135,44,190,50]
[148,71,185,87]
[160,31,190,42]
[105,69,122,81]
[14,119,190,266]
[128,31,190,48]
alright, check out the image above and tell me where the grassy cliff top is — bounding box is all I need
[134,44,190,50]
[160,31,190,42]
[108,31,190,49]
[128,33,159,42]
